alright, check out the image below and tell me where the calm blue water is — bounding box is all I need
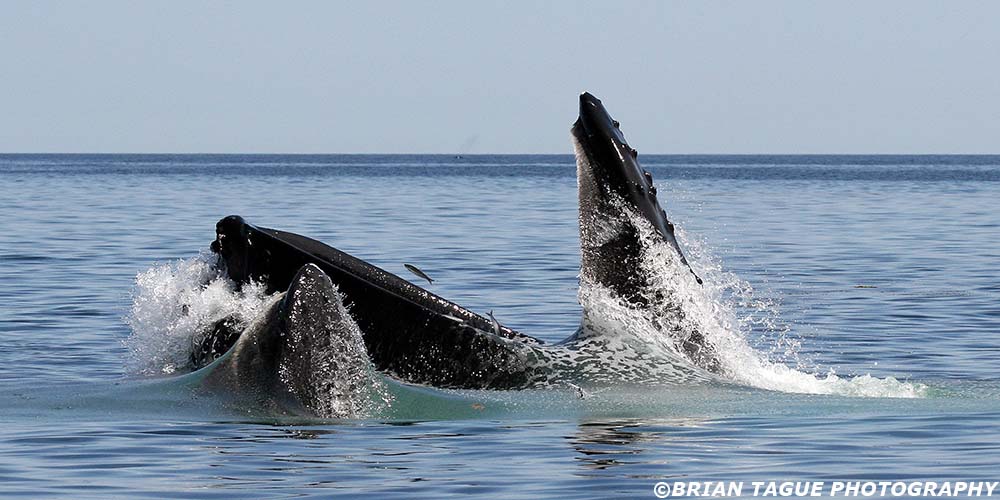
[1,154,999,498]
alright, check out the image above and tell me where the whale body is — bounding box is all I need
[191,92,720,404]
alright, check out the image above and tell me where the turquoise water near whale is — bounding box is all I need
[1,154,999,498]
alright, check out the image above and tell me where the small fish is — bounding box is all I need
[403,263,434,284]
[488,310,501,336]
[566,382,589,400]
[854,285,878,289]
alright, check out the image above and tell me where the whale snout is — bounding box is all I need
[572,92,703,294]
[211,215,252,283]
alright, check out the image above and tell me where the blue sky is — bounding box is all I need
[2,1,997,153]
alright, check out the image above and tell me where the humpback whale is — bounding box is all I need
[192,92,720,398]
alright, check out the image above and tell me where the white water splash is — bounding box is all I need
[124,253,273,376]
[611,203,927,398]
[570,283,716,386]
[126,254,391,418]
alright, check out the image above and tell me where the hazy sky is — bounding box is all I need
[2,1,997,153]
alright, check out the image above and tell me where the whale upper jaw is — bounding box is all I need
[572,91,701,304]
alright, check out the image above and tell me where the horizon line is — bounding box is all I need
[3,152,1000,156]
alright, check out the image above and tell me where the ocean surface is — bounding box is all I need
[1,154,998,498]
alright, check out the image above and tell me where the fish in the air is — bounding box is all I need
[488,310,501,336]
[403,263,434,284]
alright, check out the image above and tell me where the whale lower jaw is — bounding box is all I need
[199,264,384,419]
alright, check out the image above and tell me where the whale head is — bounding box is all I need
[571,92,701,304]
